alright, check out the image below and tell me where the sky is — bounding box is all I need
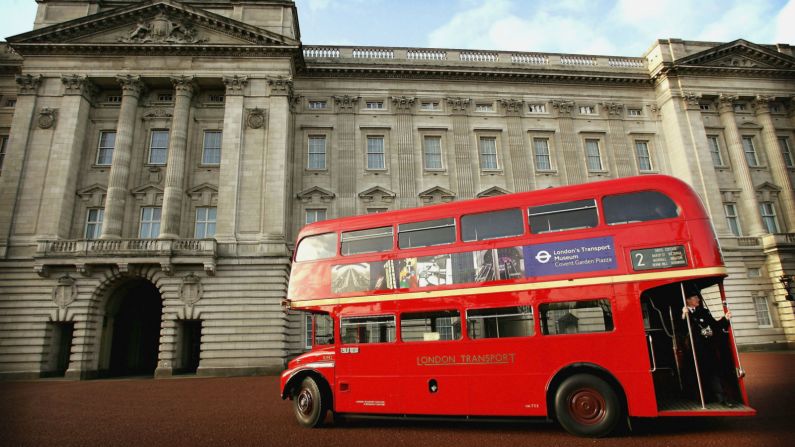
[1,0,793,56]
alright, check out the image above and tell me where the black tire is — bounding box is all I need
[554,373,624,437]
[293,377,327,428]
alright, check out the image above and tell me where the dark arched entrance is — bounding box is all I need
[103,279,163,377]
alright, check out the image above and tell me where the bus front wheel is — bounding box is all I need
[554,374,623,437]
[293,377,327,428]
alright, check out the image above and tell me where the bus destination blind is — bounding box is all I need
[630,245,687,271]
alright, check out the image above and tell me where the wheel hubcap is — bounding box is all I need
[569,388,606,425]
[297,389,314,415]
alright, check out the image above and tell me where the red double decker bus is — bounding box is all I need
[280,175,754,437]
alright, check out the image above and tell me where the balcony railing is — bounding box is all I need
[37,238,216,257]
[303,45,647,71]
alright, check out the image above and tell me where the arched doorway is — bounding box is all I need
[101,278,163,377]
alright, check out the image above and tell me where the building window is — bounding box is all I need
[84,208,104,240]
[5,99,16,107]
[779,137,794,168]
[635,140,652,171]
[533,138,552,171]
[305,208,326,225]
[420,101,440,111]
[528,104,546,113]
[105,95,122,103]
[734,103,747,112]
[202,131,222,165]
[423,136,443,170]
[585,139,603,171]
[148,130,169,165]
[479,137,498,170]
[366,136,385,170]
[475,103,494,112]
[194,207,217,238]
[723,203,741,236]
[579,105,596,115]
[365,101,384,110]
[699,103,711,111]
[759,202,779,233]
[627,108,642,117]
[742,136,759,167]
[157,93,173,102]
[96,131,116,166]
[308,100,327,110]
[139,207,161,239]
[753,296,773,328]
[707,135,724,167]
[208,94,225,103]
[0,135,7,175]
[307,135,326,170]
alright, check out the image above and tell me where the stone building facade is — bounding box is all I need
[0,0,793,379]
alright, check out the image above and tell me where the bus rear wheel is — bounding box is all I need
[293,377,327,428]
[554,374,623,437]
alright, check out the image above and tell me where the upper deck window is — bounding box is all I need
[398,218,456,249]
[341,226,393,255]
[528,199,598,234]
[295,232,337,262]
[461,208,523,242]
[603,191,679,225]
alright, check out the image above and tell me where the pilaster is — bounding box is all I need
[551,100,584,185]
[603,102,633,177]
[754,95,795,232]
[447,97,475,198]
[215,75,247,243]
[333,95,359,216]
[718,94,766,236]
[501,99,533,192]
[159,76,195,239]
[391,96,418,208]
[259,78,292,247]
[100,75,144,239]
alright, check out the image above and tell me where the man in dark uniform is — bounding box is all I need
[681,293,734,407]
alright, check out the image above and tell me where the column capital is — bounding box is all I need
[222,75,248,96]
[15,74,41,95]
[170,75,196,96]
[61,74,97,98]
[551,99,575,117]
[268,77,293,97]
[682,91,702,110]
[499,98,524,116]
[752,95,775,115]
[116,74,145,97]
[601,102,624,116]
[445,97,471,114]
[717,93,739,113]
[334,95,360,113]
[391,96,416,113]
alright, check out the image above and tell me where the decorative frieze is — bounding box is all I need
[222,75,248,96]
[142,108,174,120]
[37,107,57,129]
[15,74,41,95]
[246,108,266,129]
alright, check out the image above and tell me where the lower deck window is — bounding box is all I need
[467,306,534,339]
[401,310,461,342]
[540,299,613,335]
[340,315,395,344]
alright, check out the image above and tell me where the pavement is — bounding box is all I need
[1,351,794,447]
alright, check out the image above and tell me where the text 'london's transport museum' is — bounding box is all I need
[0,0,793,379]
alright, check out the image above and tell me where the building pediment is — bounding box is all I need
[297,186,335,203]
[7,0,299,56]
[418,186,456,204]
[673,39,795,72]
[131,183,164,205]
[477,186,511,198]
[358,186,396,203]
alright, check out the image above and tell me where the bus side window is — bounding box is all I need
[341,226,394,255]
[461,208,523,242]
[602,191,679,225]
[467,306,534,339]
[340,315,395,344]
[401,310,462,342]
[528,199,598,234]
[539,299,613,335]
[295,232,337,262]
[314,313,334,345]
[398,218,456,249]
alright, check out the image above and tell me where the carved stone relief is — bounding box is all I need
[118,13,206,44]
[38,108,57,129]
[246,108,266,129]
[52,275,77,309]
[180,273,202,306]
[551,100,575,116]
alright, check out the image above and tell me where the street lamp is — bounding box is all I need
[781,275,795,301]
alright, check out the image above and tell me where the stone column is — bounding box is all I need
[0,75,41,255]
[717,94,766,236]
[552,100,584,185]
[447,97,475,198]
[500,99,534,192]
[159,76,195,239]
[215,75,247,243]
[260,78,292,247]
[101,75,144,239]
[392,96,418,208]
[36,75,95,239]
[603,102,634,177]
[754,95,795,232]
[333,95,359,216]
